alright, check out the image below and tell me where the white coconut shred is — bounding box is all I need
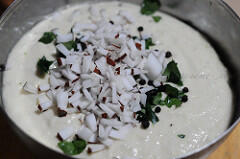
[3,1,233,159]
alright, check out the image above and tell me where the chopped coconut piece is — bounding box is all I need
[57,33,73,43]
[56,44,71,57]
[145,53,162,80]
[39,84,50,92]
[57,126,75,141]
[100,119,123,128]
[111,83,118,104]
[85,113,97,132]
[99,103,115,118]
[56,90,68,110]
[83,88,94,101]
[88,144,105,153]
[98,124,106,139]
[88,134,97,143]
[23,82,38,94]
[38,102,52,111]
[77,126,94,141]
[69,92,82,103]
[140,94,147,106]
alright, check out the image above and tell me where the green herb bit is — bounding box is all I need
[145,37,155,49]
[177,134,186,139]
[63,40,77,50]
[153,92,162,105]
[152,16,162,22]
[151,84,187,108]
[137,83,189,126]
[163,60,183,86]
[164,84,179,98]
[58,139,87,156]
[163,84,184,108]
[37,56,53,76]
[136,103,159,124]
[137,90,159,124]
[141,0,161,15]
[39,32,56,44]
[164,96,182,108]
[146,104,159,124]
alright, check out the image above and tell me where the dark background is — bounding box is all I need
[0,1,35,159]
[0,0,13,14]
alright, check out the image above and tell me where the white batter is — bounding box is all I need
[2,1,233,159]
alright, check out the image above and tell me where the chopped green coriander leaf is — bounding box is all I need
[141,0,161,15]
[37,56,53,76]
[137,89,160,125]
[163,84,186,108]
[153,92,162,105]
[145,37,155,49]
[163,60,183,86]
[136,103,159,125]
[58,139,87,156]
[159,100,166,105]
[146,104,159,124]
[177,134,186,139]
[63,40,78,50]
[164,84,179,98]
[152,16,162,22]
[137,83,189,127]
[164,96,182,108]
[39,32,56,44]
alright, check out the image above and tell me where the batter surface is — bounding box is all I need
[3,1,232,159]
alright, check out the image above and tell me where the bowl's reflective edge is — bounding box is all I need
[0,0,240,159]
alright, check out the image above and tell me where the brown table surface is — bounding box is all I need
[0,0,240,159]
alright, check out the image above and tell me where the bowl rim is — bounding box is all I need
[0,0,240,158]
[179,0,240,158]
